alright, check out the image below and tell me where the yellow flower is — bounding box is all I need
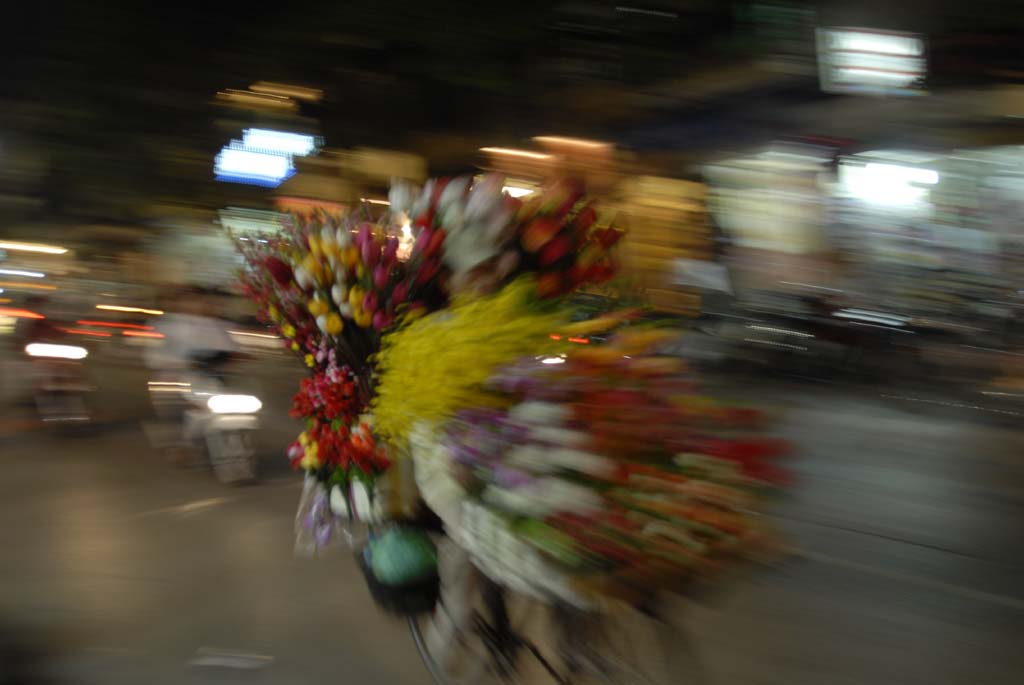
[308,234,321,257]
[267,305,280,321]
[325,313,344,335]
[372,277,567,441]
[304,353,315,367]
[298,431,310,446]
[355,310,373,328]
[356,264,365,279]
[342,246,359,269]
[281,323,296,338]
[402,306,426,323]
[302,254,320,280]
[348,286,364,309]
[308,298,329,317]
[291,342,299,351]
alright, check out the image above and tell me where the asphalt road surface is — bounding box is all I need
[2,349,1024,684]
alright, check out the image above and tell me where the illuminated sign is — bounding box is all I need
[214,129,319,188]
[242,129,319,156]
[817,28,926,96]
[214,143,295,187]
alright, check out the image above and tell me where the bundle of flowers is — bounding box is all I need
[407,328,789,603]
[389,176,622,298]
[234,175,625,554]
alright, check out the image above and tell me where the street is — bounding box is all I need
[3,352,1024,684]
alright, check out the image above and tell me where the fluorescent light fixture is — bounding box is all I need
[479,147,553,160]
[207,394,262,414]
[502,186,534,198]
[841,162,938,206]
[122,330,165,338]
[532,136,613,149]
[96,304,164,315]
[0,268,45,278]
[214,143,295,187]
[216,89,297,112]
[541,356,566,365]
[0,241,68,255]
[360,198,391,205]
[827,31,923,57]
[25,343,88,360]
[241,128,318,156]
[864,163,938,185]
[249,81,323,102]
[148,380,191,393]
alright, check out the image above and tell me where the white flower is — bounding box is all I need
[331,283,347,306]
[438,176,471,212]
[294,266,314,290]
[316,315,329,333]
[388,178,420,216]
[465,174,506,222]
[335,226,352,248]
[410,179,435,218]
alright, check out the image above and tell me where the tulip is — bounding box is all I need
[336,227,352,248]
[373,264,389,290]
[361,238,378,268]
[331,283,347,306]
[342,246,359,269]
[325,313,344,336]
[316,314,329,333]
[372,310,388,330]
[383,236,398,262]
[348,286,364,309]
[415,258,440,285]
[338,302,353,318]
[264,256,293,287]
[356,224,373,247]
[355,310,373,328]
[294,266,314,290]
[391,280,409,305]
[308,298,329,317]
[362,291,378,315]
[426,228,446,257]
[414,228,433,255]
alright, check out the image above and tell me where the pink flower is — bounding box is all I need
[373,264,389,289]
[391,280,409,305]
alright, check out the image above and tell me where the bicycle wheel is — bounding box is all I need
[409,572,566,685]
[550,596,707,685]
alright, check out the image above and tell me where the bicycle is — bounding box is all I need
[405,550,706,685]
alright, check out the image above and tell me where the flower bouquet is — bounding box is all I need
[234,174,624,556]
[384,319,788,607]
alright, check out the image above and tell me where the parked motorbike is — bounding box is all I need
[23,342,94,428]
[148,351,262,483]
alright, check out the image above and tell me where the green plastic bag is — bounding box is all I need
[369,527,438,586]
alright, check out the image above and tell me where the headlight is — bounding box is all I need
[207,394,262,414]
[25,343,88,360]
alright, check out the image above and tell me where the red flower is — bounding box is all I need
[264,256,294,287]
